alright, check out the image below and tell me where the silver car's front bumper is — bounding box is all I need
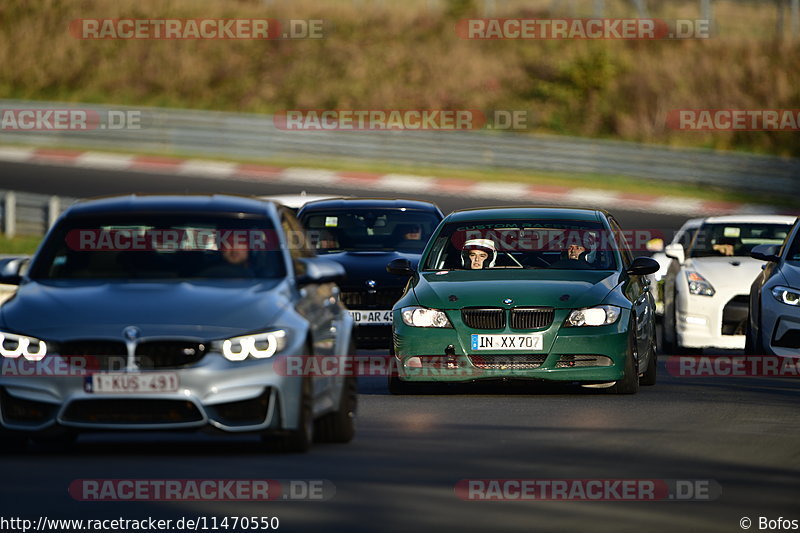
[0,352,304,434]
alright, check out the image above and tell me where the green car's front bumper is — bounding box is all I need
[392,308,632,383]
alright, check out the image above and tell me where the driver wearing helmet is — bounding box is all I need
[462,238,497,269]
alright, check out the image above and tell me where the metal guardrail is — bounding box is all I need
[1,190,76,237]
[0,99,797,195]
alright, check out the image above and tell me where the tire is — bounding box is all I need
[263,377,313,453]
[314,376,357,443]
[745,308,763,356]
[744,318,755,355]
[640,338,658,386]
[610,327,640,395]
[668,301,690,355]
[661,298,676,354]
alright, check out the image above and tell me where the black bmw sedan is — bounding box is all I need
[297,198,443,349]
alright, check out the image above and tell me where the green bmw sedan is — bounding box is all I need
[387,207,660,394]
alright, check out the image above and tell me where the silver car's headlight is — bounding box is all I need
[565,305,621,327]
[772,286,800,306]
[0,331,47,361]
[213,330,287,362]
[401,307,452,328]
[686,271,715,297]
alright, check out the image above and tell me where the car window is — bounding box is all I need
[422,219,617,271]
[688,223,791,258]
[608,217,632,269]
[300,208,440,254]
[784,224,800,262]
[29,214,286,280]
[280,209,315,277]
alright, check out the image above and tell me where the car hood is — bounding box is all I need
[412,269,620,309]
[684,256,764,291]
[0,279,287,341]
[319,250,421,289]
[777,261,800,287]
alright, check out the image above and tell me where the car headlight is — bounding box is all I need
[401,307,452,328]
[686,271,715,297]
[565,305,621,327]
[0,331,47,361]
[213,330,287,362]
[772,286,800,306]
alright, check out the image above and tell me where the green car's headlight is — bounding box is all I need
[565,305,621,327]
[401,307,453,328]
[0,331,47,361]
[772,286,800,306]
[213,330,287,362]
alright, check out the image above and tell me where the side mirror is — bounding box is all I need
[750,244,780,263]
[386,258,414,277]
[296,258,345,286]
[0,257,29,286]
[664,243,685,265]
[626,257,660,276]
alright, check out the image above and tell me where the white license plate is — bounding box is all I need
[349,310,392,325]
[88,372,179,394]
[470,334,543,351]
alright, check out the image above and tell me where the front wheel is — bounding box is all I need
[263,377,313,453]
[610,329,640,395]
[639,338,658,386]
[314,376,357,443]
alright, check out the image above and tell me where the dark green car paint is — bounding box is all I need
[391,207,656,385]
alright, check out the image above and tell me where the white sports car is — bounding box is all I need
[662,215,796,352]
[647,218,703,315]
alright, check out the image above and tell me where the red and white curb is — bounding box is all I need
[0,146,785,216]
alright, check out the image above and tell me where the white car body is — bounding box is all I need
[663,215,796,351]
[649,218,703,315]
[260,192,346,212]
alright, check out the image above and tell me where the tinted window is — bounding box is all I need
[30,214,286,280]
[785,225,800,262]
[300,208,440,254]
[688,223,791,258]
[422,219,618,271]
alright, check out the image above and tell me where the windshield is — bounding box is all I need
[29,214,287,280]
[688,223,791,258]
[300,209,440,254]
[422,220,618,271]
[786,226,800,263]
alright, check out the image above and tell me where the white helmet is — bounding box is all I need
[461,238,497,269]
